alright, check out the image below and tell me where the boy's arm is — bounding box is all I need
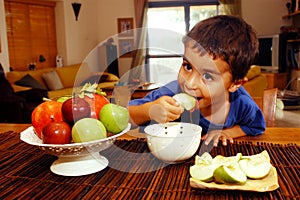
[128,103,153,126]
[128,96,184,126]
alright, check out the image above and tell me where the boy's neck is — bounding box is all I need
[200,100,230,124]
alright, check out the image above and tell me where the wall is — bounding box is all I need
[55,0,101,66]
[241,0,292,36]
[0,0,293,74]
[0,0,9,70]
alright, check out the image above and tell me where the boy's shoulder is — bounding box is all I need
[230,87,256,107]
[158,80,181,94]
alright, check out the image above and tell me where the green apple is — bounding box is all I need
[99,103,129,134]
[57,96,72,103]
[239,150,272,179]
[173,93,196,110]
[190,163,219,182]
[195,152,213,165]
[72,118,107,143]
[213,163,247,184]
[212,153,242,166]
[239,159,271,179]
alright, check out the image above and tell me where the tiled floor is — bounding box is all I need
[275,109,300,127]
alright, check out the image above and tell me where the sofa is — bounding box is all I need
[5,63,119,99]
[243,65,268,97]
[0,63,48,123]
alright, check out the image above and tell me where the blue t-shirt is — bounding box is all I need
[128,80,266,136]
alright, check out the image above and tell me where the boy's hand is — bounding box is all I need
[149,96,184,123]
[201,130,234,147]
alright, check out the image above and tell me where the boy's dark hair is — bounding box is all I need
[183,15,259,82]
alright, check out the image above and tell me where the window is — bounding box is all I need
[5,0,57,71]
[146,1,219,84]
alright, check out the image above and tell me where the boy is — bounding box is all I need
[128,15,265,147]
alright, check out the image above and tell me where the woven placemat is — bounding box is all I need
[0,131,299,199]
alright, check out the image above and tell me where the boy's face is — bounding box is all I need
[178,42,236,109]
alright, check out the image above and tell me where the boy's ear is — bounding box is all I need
[228,77,248,92]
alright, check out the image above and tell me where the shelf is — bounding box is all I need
[282,10,300,19]
[287,39,300,43]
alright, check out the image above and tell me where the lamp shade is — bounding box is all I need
[72,2,81,21]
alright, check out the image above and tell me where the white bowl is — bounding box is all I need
[144,122,202,163]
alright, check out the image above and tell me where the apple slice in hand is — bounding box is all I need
[173,93,196,110]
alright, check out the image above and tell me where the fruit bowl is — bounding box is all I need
[144,122,202,163]
[20,124,131,176]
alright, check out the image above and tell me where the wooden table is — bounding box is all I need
[0,124,299,199]
[2,124,297,145]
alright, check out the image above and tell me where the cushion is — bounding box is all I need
[15,74,46,90]
[80,74,108,85]
[56,64,82,88]
[42,71,64,90]
[246,65,261,80]
[104,72,119,82]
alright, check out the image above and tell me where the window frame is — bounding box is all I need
[146,1,219,82]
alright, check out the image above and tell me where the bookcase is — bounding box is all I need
[282,6,300,91]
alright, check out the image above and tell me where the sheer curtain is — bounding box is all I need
[129,0,148,84]
[218,0,241,16]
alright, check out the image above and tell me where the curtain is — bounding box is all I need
[218,0,241,16]
[129,0,148,84]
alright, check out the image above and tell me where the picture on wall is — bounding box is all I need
[117,18,134,37]
[118,39,134,57]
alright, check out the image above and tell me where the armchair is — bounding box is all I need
[0,64,48,123]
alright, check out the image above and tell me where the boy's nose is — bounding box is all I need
[186,74,202,89]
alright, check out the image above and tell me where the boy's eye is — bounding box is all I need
[183,63,192,71]
[203,72,213,81]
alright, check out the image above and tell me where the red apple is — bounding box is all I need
[83,93,109,119]
[42,121,71,144]
[31,101,63,139]
[61,96,91,125]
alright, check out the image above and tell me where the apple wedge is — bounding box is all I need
[213,163,247,184]
[190,164,219,182]
[239,150,272,179]
[173,93,196,110]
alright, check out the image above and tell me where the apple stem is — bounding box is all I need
[50,115,54,122]
[73,93,77,104]
[43,97,52,102]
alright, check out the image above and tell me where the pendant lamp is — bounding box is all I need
[72,2,81,21]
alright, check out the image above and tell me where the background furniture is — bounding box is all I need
[0,64,47,123]
[263,72,287,90]
[5,63,119,99]
[253,88,278,127]
[243,65,268,97]
[291,69,300,92]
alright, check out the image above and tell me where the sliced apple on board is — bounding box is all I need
[173,93,196,110]
[190,163,219,183]
[190,152,215,182]
[213,162,247,184]
[190,151,273,184]
[239,150,272,179]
